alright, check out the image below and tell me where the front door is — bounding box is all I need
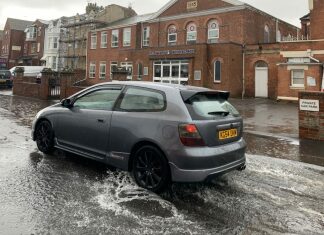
[255,67,268,98]
[55,86,122,159]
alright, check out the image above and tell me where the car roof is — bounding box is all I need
[96,81,213,92]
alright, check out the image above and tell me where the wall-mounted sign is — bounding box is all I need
[187,1,198,10]
[149,49,195,56]
[12,46,21,51]
[300,99,319,112]
[307,76,316,86]
[194,70,201,80]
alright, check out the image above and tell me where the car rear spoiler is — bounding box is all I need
[180,90,230,102]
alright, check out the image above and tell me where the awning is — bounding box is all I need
[40,56,47,61]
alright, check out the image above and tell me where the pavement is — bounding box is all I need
[0,88,323,234]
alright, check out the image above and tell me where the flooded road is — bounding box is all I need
[0,93,324,234]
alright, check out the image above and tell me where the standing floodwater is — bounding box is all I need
[0,93,323,234]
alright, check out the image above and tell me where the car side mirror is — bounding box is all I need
[61,98,73,108]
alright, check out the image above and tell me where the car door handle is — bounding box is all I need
[97,119,105,123]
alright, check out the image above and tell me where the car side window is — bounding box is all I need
[118,87,166,112]
[74,88,122,111]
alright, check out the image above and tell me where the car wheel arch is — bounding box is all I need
[34,118,55,140]
[128,140,169,172]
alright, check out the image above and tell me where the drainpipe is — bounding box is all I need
[276,19,279,42]
[242,44,246,99]
[141,22,143,49]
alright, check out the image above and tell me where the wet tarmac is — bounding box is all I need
[0,91,324,234]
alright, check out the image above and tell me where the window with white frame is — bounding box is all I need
[208,20,219,43]
[89,62,96,78]
[101,32,108,48]
[214,60,221,83]
[143,26,150,46]
[186,22,197,44]
[110,61,118,76]
[91,33,97,49]
[168,25,177,45]
[111,29,119,47]
[120,62,133,80]
[153,60,189,84]
[99,62,106,79]
[123,28,131,47]
[26,26,37,40]
[51,56,57,70]
[264,25,270,43]
[291,70,304,88]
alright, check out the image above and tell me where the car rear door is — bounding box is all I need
[55,86,123,159]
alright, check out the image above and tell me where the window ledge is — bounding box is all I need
[214,81,221,84]
[290,86,305,90]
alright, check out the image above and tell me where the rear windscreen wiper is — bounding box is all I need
[208,111,230,116]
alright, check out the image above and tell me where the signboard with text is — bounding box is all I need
[300,99,320,112]
[149,49,195,56]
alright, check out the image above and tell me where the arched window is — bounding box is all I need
[208,20,219,43]
[168,25,177,45]
[186,22,197,44]
[214,60,221,82]
[264,25,270,43]
[276,30,281,42]
[255,61,268,68]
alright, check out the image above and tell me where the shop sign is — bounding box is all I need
[149,49,195,56]
[300,99,319,112]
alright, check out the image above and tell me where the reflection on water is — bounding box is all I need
[0,94,55,126]
[0,94,324,234]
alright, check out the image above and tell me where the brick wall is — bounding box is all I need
[310,0,324,40]
[278,65,322,98]
[299,91,324,141]
[13,72,42,99]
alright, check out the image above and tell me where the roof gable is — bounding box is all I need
[154,0,244,18]
[5,18,33,31]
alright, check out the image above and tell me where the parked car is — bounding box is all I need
[32,82,246,192]
[0,70,13,88]
[10,66,45,77]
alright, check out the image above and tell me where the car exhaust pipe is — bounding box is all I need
[237,164,246,171]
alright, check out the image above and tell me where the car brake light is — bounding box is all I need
[178,124,205,147]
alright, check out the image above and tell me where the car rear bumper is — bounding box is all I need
[168,139,246,182]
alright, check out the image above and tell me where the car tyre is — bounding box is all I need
[132,145,170,193]
[35,120,55,154]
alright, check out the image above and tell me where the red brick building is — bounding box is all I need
[86,0,298,97]
[21,19,49,66]
[0,30,5,68]
[245,0,324,100]
[0,18,33,69]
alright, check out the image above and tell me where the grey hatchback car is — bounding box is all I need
[32,81,246,192]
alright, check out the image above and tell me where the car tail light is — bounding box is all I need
[178,124,205,147]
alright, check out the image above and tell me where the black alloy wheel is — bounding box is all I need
[35,120,55,154]
[132,145,170,193]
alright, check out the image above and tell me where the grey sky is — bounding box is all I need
[0,0,309,29]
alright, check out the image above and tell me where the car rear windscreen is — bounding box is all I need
[183,93,240,120]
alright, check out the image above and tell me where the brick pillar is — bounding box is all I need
[60,72,75,100]
[12,70,24,96]
[39,72,50,100]
[299,91,324,141]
